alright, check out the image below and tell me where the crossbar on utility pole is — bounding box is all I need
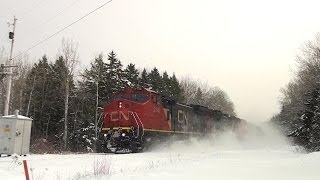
[4,16,17,116]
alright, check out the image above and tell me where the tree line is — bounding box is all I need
[0,39,235,153]
[272,34,320,152]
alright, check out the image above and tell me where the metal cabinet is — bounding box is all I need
[0,115,32,156]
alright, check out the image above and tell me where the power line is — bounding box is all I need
[14,0,113,60]
[18,0,83,44]
[28,0,83,33]
[20,0,50,19]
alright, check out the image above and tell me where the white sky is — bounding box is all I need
[1,0,320,122]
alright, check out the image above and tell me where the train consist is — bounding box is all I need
[97,87,249,153]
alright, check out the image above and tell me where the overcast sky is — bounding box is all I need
[1,0,320,122]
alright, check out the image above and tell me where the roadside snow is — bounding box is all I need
[1,125,319,180]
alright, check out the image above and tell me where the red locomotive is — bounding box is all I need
[97,87,243,153]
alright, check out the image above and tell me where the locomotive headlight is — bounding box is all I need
[121,133,126,137]
[104,134,107,137]
[119,101,122,108]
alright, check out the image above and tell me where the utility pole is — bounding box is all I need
[4,16,17,116]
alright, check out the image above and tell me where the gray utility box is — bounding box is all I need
[0,115,33,156]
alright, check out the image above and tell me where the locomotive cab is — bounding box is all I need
[98,88,153,153]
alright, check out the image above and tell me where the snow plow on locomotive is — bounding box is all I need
[96,87,245,153]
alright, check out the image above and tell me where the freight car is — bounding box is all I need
[96,87,244,153]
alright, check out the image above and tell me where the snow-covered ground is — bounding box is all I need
[1,125,319,180]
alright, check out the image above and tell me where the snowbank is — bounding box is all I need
[1,124,318,180]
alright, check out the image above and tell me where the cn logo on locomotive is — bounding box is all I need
[110,111,129,121]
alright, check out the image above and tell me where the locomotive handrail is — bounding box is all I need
[98,113,104,129]
[134,112,144,140]
[101,113,108,130]
[129,111,140,138]
[128,111,145,140]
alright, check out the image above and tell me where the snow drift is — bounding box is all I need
[1,123,317,180]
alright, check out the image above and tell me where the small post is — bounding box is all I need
[23,160,30,180]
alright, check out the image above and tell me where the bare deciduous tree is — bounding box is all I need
[11,53,31,114]
[275,33,320,131]
[59,38,79,150]
[180,76,236,115]
[0,49,30,115]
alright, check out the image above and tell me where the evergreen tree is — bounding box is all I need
[105,51,125,101]
[72,54,108,152]
[273,34,320,152]
[170,73,182,101]
[69,83,96,152]
[148,67,163,93]
[289,88,320,151]
[161,71,171,97]
[24,56,52,137]
[124,63,139,88]
[47,56,67,146]
[82,54,109,107]
[139,68,149,88]
[22,55,71,151]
